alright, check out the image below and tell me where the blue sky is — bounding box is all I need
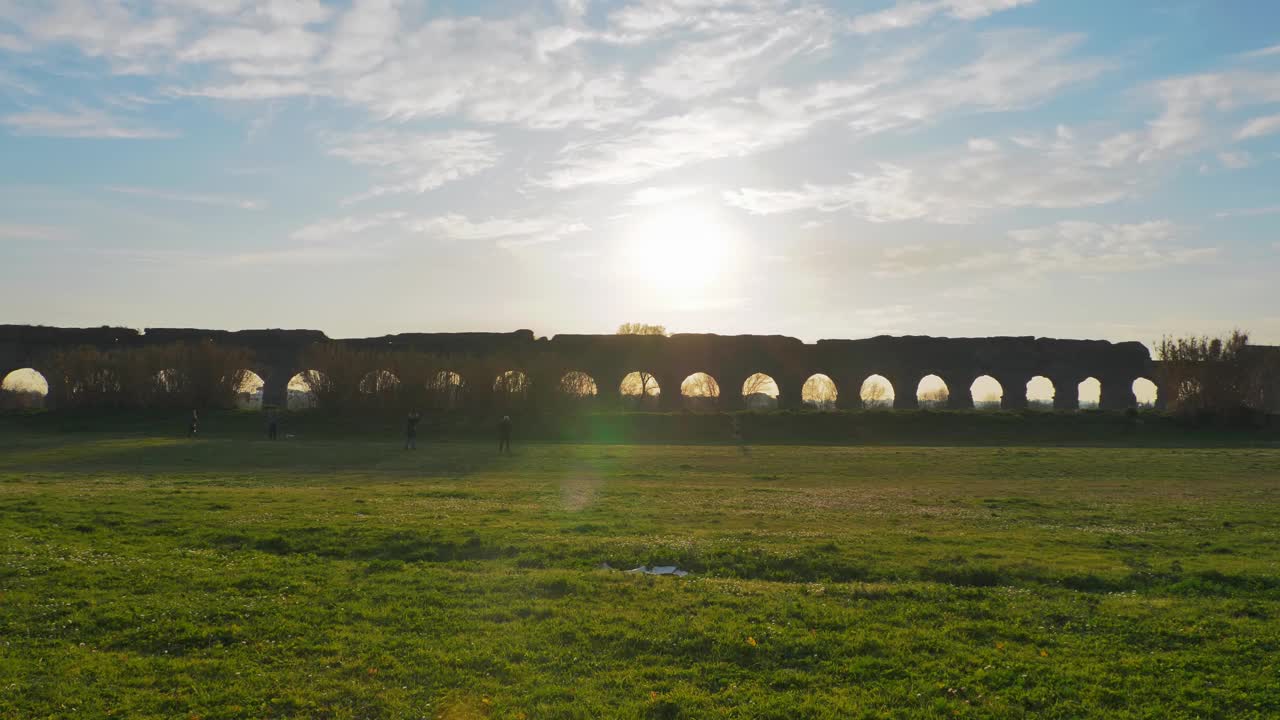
[1,0,1278,345]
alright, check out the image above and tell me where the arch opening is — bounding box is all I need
[917,374,949,409]
[620,371,661,410]
[1026,376,1055,411]
[742,373,779,410]
[802,374,837,410]
[860,374,894,409]
[429,370,466,410]
[559,371,599,398]
[494,370,531,408]
[1133,377,1158,409]
[1078,377,1101,409]
[235,370,265,410]
[971,375,1003,410]
[287,371,323,410]
[1,368,49,410]
[681,372,720,411]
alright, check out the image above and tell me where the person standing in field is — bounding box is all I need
[267,411,278,440]
[405,410,421,450]
[187,410,199,439]
[498,415,512,455]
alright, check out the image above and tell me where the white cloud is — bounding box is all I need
[851,0,1034,34]
[0,223,73,241]
[1217,151,1253,170]
[324,130,502,202]
[725,126,1149,223]
[626,185,706,205]
[181,26,323,63]
[409,213,590,248]
[1236,113,1280,140]
[1,107,177,139]
[1243,44,1280,59]
[1215,206,1280,219]
[289,212,407,242]
[871,221,1214,278]
[639,5,831,99]
[105,185,264,210]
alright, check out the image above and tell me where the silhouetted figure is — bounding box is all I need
[498,415,513,454]
[267,412,278,440]
[731,415,748,455]
[187,410,199,438]
[405,410,421,450]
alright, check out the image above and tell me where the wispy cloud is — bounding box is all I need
[105,185,263,210]
[1215,206,1280,219]
[0,223,73,241]
[1236,113,1280,140]
[409,214,590,248]
[325,130,502,203]
[626,186,706,206]
[1,107,177,139]
[851,0,1035,34]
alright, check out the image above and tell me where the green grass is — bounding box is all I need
[2,427,1279,718]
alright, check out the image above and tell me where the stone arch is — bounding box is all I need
[494,370,531,408]
[681,372,720,411]
[917,374,949,409]
[559,371,598,398]
[287,370,323,410]
[620,371,661,410]
[1,368,50,409]
[742,372,779,410]
[359,369,402,406]
[860,374,895,409]
[234,370,265,410]
[1026,376,1055,410]
[1133,377,1158,409]
[1078,377,1101,409]
[428,370,466,410]
[971,375,1003,410]
[802,373,838,410]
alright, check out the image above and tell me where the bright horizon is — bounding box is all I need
[2,1,1279,346]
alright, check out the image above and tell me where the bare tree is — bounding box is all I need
[919,387,950,408]
[802,375,837,409]
[559,371,598,397]
[617,323,667,336]
[862,379,890,409]
[617,323,667,407]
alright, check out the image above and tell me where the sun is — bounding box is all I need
[620,204,737,295]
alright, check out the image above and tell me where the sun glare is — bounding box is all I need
[621,204,736,296]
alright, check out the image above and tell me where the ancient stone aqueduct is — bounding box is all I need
[12,324,1259,412]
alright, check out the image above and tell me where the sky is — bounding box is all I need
[1,0,1278,346]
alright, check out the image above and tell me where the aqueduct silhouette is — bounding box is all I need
[4,324,1248,412]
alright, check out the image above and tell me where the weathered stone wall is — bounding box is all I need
[0,324,1180,411]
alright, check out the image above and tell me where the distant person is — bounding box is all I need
[498,415,513,455]
[405,410,421,450]
[731,415,748,455]
[187,410,199,439]
[267,411,278,441]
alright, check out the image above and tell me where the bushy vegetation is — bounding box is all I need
[1156,329,1276,416]
[1,433,1278,718]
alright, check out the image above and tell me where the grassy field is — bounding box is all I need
[3,426,1280,718]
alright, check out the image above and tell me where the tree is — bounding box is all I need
[559,371,598,398]
[617,323,667,336]
[919,388,949,408]
[862,380,890,409]
[802,375,837,410]
[1155,329,1272,414]
[617,324,667,406]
